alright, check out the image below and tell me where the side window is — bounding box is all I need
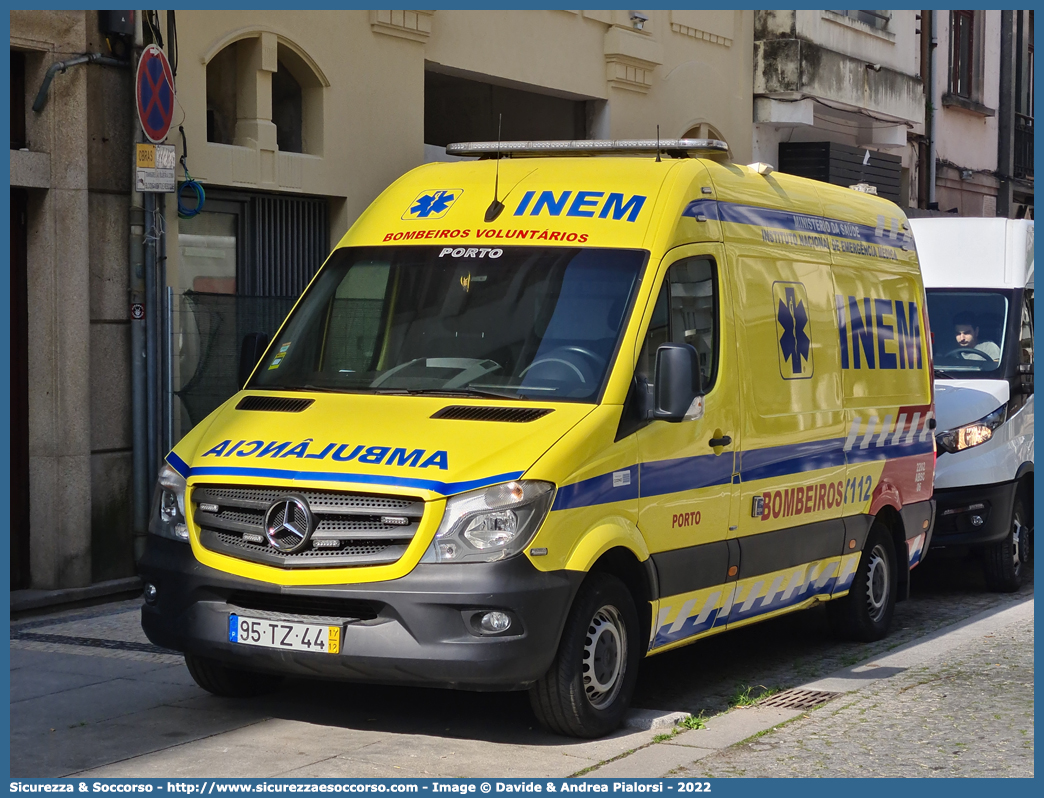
[635,282,669,383]
[1020,290,1033,366]
[636,257,719,390]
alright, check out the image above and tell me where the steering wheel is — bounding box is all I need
[940,347,992,361]
[520,346,604,385]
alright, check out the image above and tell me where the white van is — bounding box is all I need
[910,218,1033,591]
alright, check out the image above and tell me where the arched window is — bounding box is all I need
[273,59,303,153]
[206,44,238,145]
[683,122,727,144]
[203,34,326,155]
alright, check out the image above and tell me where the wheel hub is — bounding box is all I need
[865,544,890,623]
[582,605,626,709]
[1012,519,1022,574]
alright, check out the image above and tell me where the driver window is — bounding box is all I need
[1020,291,1033,367]
[636,257,718,391]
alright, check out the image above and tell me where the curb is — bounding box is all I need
[10,576,142,614]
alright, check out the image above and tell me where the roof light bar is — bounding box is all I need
[445,139,730,158]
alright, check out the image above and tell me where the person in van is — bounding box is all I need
[952,311,1001,362]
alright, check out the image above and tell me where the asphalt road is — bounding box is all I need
[9,554,1033,777]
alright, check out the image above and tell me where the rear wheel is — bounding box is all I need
[185,654,284,698]
[829,523,897,642]
[529,573,640,738]
[983,497,1026,593]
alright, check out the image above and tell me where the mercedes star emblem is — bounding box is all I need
[263,495,316,553]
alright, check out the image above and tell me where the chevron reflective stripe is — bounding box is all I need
[875,415,894,447]
[918,410,935,442]
[650,557,854,651]
[890,413,908,445]
[843,417,863,452]
[907,532,927,568]
[835,552,861,592]
[842,412,933,458]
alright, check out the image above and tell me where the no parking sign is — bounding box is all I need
[136,44,175,143]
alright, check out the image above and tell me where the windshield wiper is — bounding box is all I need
[932,369,954,379]
[251,384,353,393]
[386,386,530,399]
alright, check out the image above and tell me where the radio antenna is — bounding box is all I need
[655,125,661,162]
[484,113,506,222]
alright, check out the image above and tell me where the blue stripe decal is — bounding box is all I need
[681,199,907,249]
[166,451,191,479]
[739,438,847,484]
[183,466,524,496]
[552,466,639,511]
[639,454,733,499]
[553,434,930,511]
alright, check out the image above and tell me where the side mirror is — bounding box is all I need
[1018,362,1034,393]
[653,343,704,422]
[238,332,270,388]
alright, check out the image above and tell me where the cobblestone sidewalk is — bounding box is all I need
[674,618,1034,777]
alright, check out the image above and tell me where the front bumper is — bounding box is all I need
[139,537,583,691]
[929,480,1018,550]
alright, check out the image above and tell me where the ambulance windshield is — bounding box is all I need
[248,245,645,401]
[926,289,1009,376]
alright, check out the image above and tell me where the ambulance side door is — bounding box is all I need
[633,245,742,650]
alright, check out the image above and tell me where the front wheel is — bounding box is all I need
[983,497,1027,593]
[529,573,640,738]
[829,523,897,642]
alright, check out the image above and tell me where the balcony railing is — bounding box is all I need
[1014,113,1033,180]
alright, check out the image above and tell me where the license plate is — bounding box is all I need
[229,614,341,654]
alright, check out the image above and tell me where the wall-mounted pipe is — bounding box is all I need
[33,52,129,113]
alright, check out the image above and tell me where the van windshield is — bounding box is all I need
[926,289,1009,377]
[248,245,646,401]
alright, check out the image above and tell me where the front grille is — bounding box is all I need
[227,591,379,621]
[192,484,423,569]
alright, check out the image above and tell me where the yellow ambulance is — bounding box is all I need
[141,140,936,738]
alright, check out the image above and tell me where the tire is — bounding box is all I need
[828,523,897,642]
[184,654,284,698]
[983,497,1027,593]
[529,573,641,738]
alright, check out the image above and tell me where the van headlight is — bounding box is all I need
[936,406,1007,454]
[149,463,190,542]
[421,480,554,564]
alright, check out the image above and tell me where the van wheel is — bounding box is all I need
[185,654,283,698]
[983,498,1026,593]
[829,523,897,642]
[529,573,640,738]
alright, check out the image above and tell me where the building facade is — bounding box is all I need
[11,10,136,591]
[10,9,755,591]
[752,10,924,206]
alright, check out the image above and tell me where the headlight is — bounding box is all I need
[421,480,554,564]
[149,463,190,542]
[936,406,1007,454]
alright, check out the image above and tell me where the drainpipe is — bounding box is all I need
[32,52,129,113]
[130,16,149,561]
[918,10,932,208]
[928,10,938,206]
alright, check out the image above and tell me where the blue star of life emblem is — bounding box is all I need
[774,282,814,379]
[403,189,463,220]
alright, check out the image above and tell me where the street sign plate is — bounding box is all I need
[135,142,176,192]
[136,44,175,144]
